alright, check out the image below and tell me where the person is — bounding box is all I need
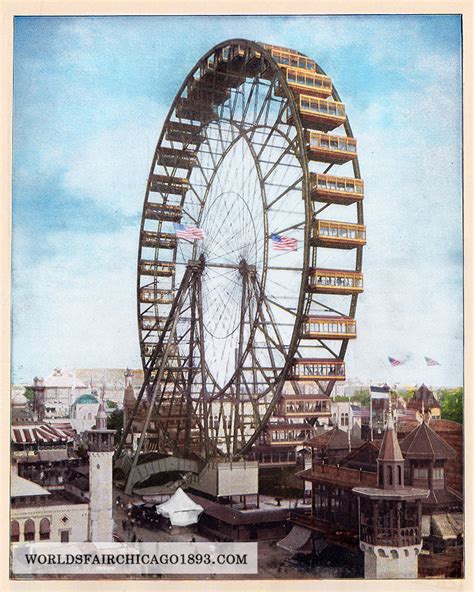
[131,533,137,543]
[191,536,196,543]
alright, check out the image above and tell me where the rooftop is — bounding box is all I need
[11,473,51,498]
[400,421,457,460]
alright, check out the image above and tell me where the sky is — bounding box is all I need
[10,15,463,387]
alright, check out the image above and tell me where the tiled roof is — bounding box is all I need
[305,427,363,450]
[400,421,456,460]
[378,415,404,461]
[297,464,377,488]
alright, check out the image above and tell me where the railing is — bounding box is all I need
[361,524,421,547]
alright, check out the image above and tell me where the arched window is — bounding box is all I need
[11,520,20,543]
[379,465,384,486]
[39,518,50,540]
[387,465,393,486]
[398,465,402,485]
[24,519,35,542]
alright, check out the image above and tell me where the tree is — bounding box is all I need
[107,408,124,443]
[23,387,34,402]
[106,400,117,409]
[438,388,463,424]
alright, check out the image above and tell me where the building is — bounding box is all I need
[10,405,117,545]
[31,367,144,420]
[11,470,89,543]
[290,415,463,578]
[86,402,116,542]
[70,392,100,434]
[406,384,441,420]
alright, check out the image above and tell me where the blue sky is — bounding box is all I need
[11,15,463,386]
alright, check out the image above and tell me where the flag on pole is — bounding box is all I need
[425,357,441,366]
[388,356,404,367]
[370,385,390,400]
[270,233,297,251]
[173,222,205,241]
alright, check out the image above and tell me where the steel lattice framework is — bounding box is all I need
[117,40,365,482]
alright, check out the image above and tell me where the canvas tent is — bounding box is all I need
[156,487,203,526]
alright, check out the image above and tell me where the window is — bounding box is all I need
[60,530,70,543]
[24,519,35,542]
[39,518,50,541]
[398,465,402,485]
[11,520,20,543]
[433,467,444,480]
[387,465,393,485]
[414,467,428,479]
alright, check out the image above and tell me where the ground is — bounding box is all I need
[112,486,363,580]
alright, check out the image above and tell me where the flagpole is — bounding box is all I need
[369,380,373,442]
[348,402,352,452]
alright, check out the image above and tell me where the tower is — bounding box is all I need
[32,376,45,421]
[123,368,136,432]
[353,411,429,579]
[87,402,116,542]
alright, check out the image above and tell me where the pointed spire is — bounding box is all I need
[95,402,107,430]
[378,408,404,462]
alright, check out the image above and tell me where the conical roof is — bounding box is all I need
[378,413,404,462]
[95,402,107,430]
[400,421,456,460]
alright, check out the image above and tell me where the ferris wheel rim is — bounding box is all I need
[136,39,364,457]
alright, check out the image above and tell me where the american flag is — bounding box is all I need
[173,222,205,241]
[271,233,297,251]
[351,406,370,418]
[425,356,441,367]
[388,356,403,367]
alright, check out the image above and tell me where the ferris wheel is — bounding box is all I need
[121,39,365,465]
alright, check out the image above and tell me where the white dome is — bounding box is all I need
[12,392,28,407]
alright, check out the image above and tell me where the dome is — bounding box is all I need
[73,393,99,406]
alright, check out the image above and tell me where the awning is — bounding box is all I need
[432,514,458,540]
[277,525,314,554]
[421,515,431,537]
[38,449,69,462]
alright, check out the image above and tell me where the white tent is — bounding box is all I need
[156,488,203,527]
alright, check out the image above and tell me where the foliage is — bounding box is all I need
[106,399,117,409]
[438,388,463,424]
[22,387,34,401]
[107,408,124,443]
[352,388,371,407]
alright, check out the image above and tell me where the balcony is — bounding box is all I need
[140,316,168,331]
[310,173,364,205]
[144,203,182,222]
[360,524,421,548]
[311,220,366,249]
[276,397,331,418]
[156,147,197,170]
[175,97,216,123]
[276,68,332,98]
[186,79,231,107]
[165,122,204,145]
[139,260,175,277]
[292,95,346,132]
[289,359,345,381]
[141,231,177,250]
[306,131,357,164]
[139,288,174,305]
[308,268,363,295]
[301,316,357,340]
[149,174,189,196]
[260,43,317,72]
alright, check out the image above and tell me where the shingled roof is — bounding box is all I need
[400,421,456,460]
[378,413,404,461]
[407,383,440,410]
[305,427,363,450]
